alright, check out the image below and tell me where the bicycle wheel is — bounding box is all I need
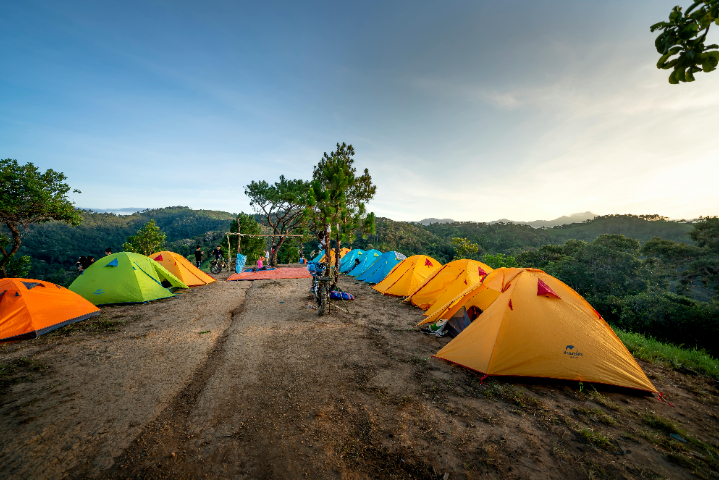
[210,262,221,274]
[317,286,328,316]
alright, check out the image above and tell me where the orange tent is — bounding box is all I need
[434,268,656,392]
[407,259,493,311]
[150,251,216,287]
[316,247,350,264]
[0,278,100,342]
[418,267,520,326]
[373,255,441,297]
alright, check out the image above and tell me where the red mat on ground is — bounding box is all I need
[226,268,313,281]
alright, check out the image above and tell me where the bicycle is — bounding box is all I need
[311,262,333,316]
[210,257,228,274]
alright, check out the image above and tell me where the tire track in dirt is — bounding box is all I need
[94,284,253,479]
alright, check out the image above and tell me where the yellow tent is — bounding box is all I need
[150,251,216,287]
[417,268,522,326]
[372,255,441,297]
[316,247,350,264]
[434,268,656,392]
[407,259,493,310]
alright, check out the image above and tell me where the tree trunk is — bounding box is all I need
[333,233,341,287]
[0,223,22,279]
[272,234,289,266]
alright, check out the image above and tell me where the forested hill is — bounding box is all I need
[20,208,697,284]
[20,207,236,284]
[350,214,696,263]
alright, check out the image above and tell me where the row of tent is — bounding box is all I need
[325,249,656,393]
[0,251,215,343]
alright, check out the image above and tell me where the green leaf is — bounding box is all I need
[668,70,679,84]
[675,66,686,82]
[686,69,696,81]
[657,53,672,68]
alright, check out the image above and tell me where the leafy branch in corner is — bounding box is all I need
[651,0,719,83]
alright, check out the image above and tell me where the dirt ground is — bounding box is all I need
[1,269,718,479]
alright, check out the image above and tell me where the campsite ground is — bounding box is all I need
[1,268,718,479]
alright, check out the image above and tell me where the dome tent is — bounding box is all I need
[407,259,493,311]
[340,250,364,273]
[69,252,188,305]
[373,255,442,297]
[357,251,405,283]
[434,268,656,392]
[150,251,216,287]
[1,278,100,342]
[347,250,382,276]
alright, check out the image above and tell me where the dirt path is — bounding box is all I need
[2,274,718,479]
[0,272,250,478]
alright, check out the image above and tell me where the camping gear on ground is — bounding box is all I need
[340,249,364,273]
[433,268,657,392]
[330,291,355,300]
[227,268,313,281]
[69,252,188,305]
[347,249,382,276]
[150,251,216,286]
[418,267,517,326]
[421,307,472,338]
[373,255,442,297]
[236,254,247,273]
[356,251,404,283]
[0,278,101,342]
[407,259,493,311]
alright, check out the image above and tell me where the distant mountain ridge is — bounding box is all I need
[417,212,598,228]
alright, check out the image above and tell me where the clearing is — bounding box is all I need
[1,270,718,479]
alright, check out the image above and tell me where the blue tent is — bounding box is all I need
[357,251,405,283]
[348,250,382,276]
[340,249,364,273]
[312,251,325,263]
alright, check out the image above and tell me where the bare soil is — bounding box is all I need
[1,271,718,479]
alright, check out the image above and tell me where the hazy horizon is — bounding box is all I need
[2,1,718,221]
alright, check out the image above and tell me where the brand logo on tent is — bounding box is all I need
[564,344,583,358]
[93,289,105,295]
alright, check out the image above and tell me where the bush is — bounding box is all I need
[611,291,719,357]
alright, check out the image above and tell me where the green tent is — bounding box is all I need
[69,252,189,305]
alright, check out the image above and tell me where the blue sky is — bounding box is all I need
[1,0,717,221]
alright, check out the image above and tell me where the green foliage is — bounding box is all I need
[614,327,719,379]
[122,220,167,256]
[651,0,719,83]
[0,159,82,278]
[307,142,376,282]
[689,216,719,252]
[18,207,236,285]
[451,237,480,260]
[229,213,265,264]
[609,291,719,356]
[244,176,310,265]
[482,252,519,269]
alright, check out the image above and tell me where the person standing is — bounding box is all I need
[104,247,112,256]
[194,246,203,268]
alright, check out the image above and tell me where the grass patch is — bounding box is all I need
[576,406,617,425]
[46,314,128,337]
[641,412,686,436]
[0,357,49,394]
[613,327,719,380]
[578,427,614,449]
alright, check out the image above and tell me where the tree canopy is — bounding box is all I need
[308,143,376,283]
[244,176,310,265]
[122,220,166,256]
[652,0,719,83]
[0,159,82,278]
